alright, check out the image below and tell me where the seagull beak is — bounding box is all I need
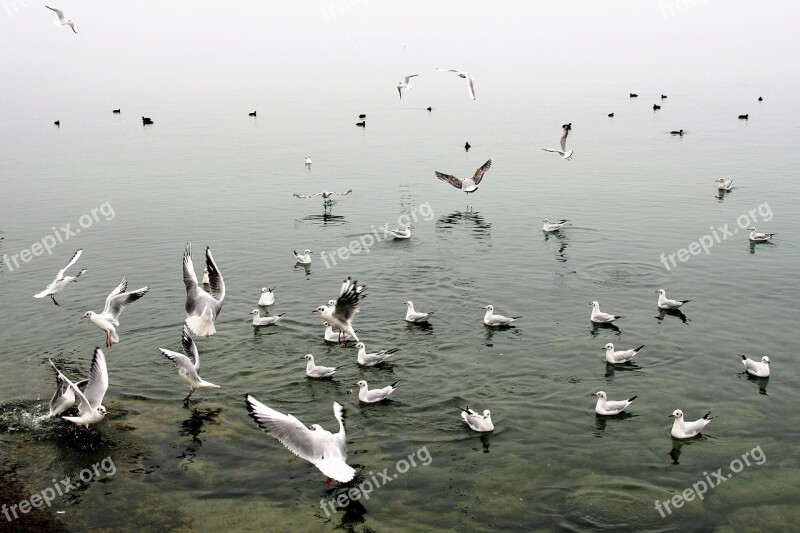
[668,414,675,418]
[591,393,598,396]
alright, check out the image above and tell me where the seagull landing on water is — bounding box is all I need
[258,287,275,306]
[251,309,284,326]
[460,406,494,432]
[386,225,413,239]
[301,354,342,379]
[604,343,644,364]
[356,379,400,403]
[48,371,88,418]
[404,301,435,323]
[741,355,770,377]
[747,227,776,242]
[245,396,355,483]
[590,301,622,324]
[45,6,77,33]
[397,74,419,99]
[294,190,352,204]
[716,178,734,191]
[294,249,313,264]
[34,249,86,306]
[159,326,220,401]
[183,243,225,337]
[49,349,108,429]
[355,342,398,367]
[669,409,715,439]
[435,159,492,194]
[656,289,690,310]
[436,68,476,99]
[482,305,522,327]
[305,156,312,166]
[542,219,568,232]
[83,278,149,347]
[314,277,367,344]
[543,124,573,160]
[592,391,637,416]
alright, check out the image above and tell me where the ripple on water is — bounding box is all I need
[578,260,670,288]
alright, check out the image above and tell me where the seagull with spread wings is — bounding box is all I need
[33,249,86,306]
[436,68,476,99]
[543,123,573,160]
[183,243,225,337]
[49,349,108,429]
[313,277,366,345]
[293,190,352,205]
[45,5,77,33]
[82,278,149,347]
[435,159,492,194]
[159,325,220,401]
[397,74,419,98]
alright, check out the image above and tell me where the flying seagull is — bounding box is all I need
[33,249,86,306]
[313,277,366,344]
[436,68,476,99]
[543,124,573,160]
[435,159,492,194]
[183,243,225,337]
[48,371,88,418]
[159,326,220,401]
[49,349,108,429]
[397,74,419,99]
[45,5,77,33]
[83,278,149,347]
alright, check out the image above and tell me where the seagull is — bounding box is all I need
[305,156,312,166]
[245,396,355,483]
[482,305,521,327]
[604,343,644,364]
[294,249,313,265]
[356,379,400,403]
[313,277,366,344]
[404,301,435,323]
[48,371,88,418]
[33,249,86,306]
[322,321,353,344]
[459,406,494,432]
[436,68,475,100]
[49,349,108,429]
[747,227,776,242]
[397,74,419,99]
[589,301,622,324]
[258,287,276,306]
[83,278,149,347]
[45,6,77,33]
[741,355,770,377]
[669,409,715,439]
[656,289,690,310]
[250,309,284,326]
[543,124,573,160]
[670,129,684,136]
[592,391,637,416]
[301,354,342,379]
[386,225,413,239]
[435,159,492,194]
[184,243,225,337]
[159,326,220,401]
[355,342,398,366]
[201,268,210,285]
[293,190,352,203]
[715,178,734,191]
[542,218,567,232]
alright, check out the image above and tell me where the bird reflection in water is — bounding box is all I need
[436,208,491,239]
[740,372,769,396]
[178,406,223,467]
[302,204,348,227]
[604,361,640,378]
[591,322,621,338]
[655,308,689,324]
[543,231,569,262]
[594,411,634,432]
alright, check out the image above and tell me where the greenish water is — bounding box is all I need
[1,85,799,532]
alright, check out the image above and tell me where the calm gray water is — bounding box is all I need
[1,83,799,532]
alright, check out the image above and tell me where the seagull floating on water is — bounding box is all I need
[386,225,413,239]
[740,355,770,377]
[604,342,644,364]
[435,159,492,194]
[355,342,398,366]
[45,6,77,33]
[321,321,353,343]
[592,391,637,416]
[49,349,108,429]
[245,396,355,483]
[258,287,275,306]
[482,305,521,327]
[404,300,435,323]
[590,301,622,324]
[436,68,475,99]
[460,406,494,432]
[294,249,313,264]
[184,243,225,337]
[83,278,149,347]
[747,227,776,242]
[356,379,400,403]
[301,354,342,379]
[397,74,419,98]
[542,218,568,232]
[34,249,86,306]
[251,309,284,326]
[715,178,734,191]
[159,325,220,401]
[542,124,573,160]
[314,277,366,344]
[669,409,715,439]
[656,289,690,310]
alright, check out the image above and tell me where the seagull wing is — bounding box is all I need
[45,5,67,23]
[82,348,108,410]
[245,395,326,463]
[294,192,323,199]
[331,190,352,196]
[466,74,476,100]
[560,137,567,152]
[183,243,198,292]
[470,159,492,185]
[404,74,419,84]
[160,348,201,382]
[542,148,563,154]
[102,285,149,322]
[56,249,82,280]
[180,325,200,369]
[205,247,225,302]
[435,171,463,189]
[333,277,366,324]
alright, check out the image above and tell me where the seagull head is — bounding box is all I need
[250,309,259,316]
[603,343,614,351]
[354,342,365,349]
[542,219,550,223]
[304,249,313,255]
[591,391,607,399]
[656,289,666,295]
[761,356,771,364]
[404,301,413,307]
[589,301,599,308]
[261,287,268,293]
[308,423,323,431]
[82,311,94,319]
[482,305,494,311]
[668,409,683,419]
[483,410,491,418]
[204,268,209,273]
[313,306,327,314]
[98,405,109,416]
[355,380,367,388]
[301,354,314,361]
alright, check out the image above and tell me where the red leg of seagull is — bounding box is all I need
[51,295,60,306]
[325,477,332,485]
[106,333,112,348]
[184,388,195,402]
